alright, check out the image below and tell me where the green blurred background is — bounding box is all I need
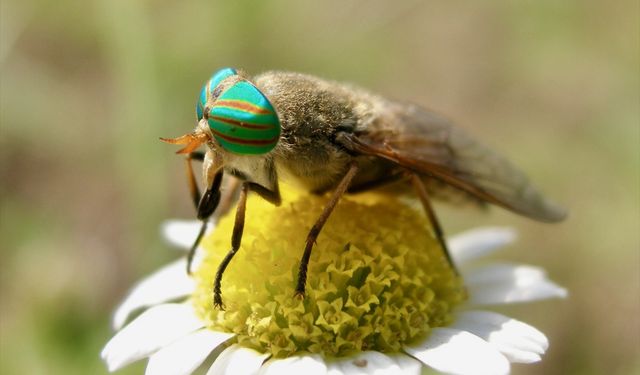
[1,1,638,374]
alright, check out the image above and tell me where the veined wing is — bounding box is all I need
[343,104,566,222]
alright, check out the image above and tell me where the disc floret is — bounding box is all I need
[192,186,466,358]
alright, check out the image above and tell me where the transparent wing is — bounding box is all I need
[345,104,566,222]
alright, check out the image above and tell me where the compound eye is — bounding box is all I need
[207,81,280,155]
[196,85,206,121]
[196,67,238,121]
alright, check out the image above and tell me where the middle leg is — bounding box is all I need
[295,162,359,298]
[213,182,249,310]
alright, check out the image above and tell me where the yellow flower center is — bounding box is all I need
[192,184,466,358]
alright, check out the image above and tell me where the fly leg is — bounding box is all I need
[213,182,249,310]
[409,173,459,275]
[184,151,207,274]
[295,162,359,298]
[185,151,205,209]
[185,151,225,275]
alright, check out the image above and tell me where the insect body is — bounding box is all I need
[162,68,566,309]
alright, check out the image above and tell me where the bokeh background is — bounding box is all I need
[1,1,638,374]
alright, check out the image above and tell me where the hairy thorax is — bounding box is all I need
[254,71,371,192]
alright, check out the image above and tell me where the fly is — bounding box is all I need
[161,68,566,309]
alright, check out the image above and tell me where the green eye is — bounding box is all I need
[196,67,238,121]
[208,81,281,155]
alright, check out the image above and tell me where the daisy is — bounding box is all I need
[102,186,566,375]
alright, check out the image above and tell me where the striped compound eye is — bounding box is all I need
[207,80,281,155]
[196,67,238,121]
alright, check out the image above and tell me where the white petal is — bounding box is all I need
[259,354,327,375]
[162,220,212,250]
[113,258,196,330]
[404,327,510,375]
[448,227,517,265]
[452,311,549,363]
[102,304,204,372]
[207,344,269,375]
[465,263,568,305]
[327,351,422,375]
[146,329,234,375]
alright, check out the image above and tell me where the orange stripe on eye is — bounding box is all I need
[210,116,275,130]
[215,100,273,115]
[210,128,279,146]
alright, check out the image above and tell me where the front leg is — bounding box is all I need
[295,162,359,298]
[186,151,224,274]
[186,170,223,275]
[185,151,205,209]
